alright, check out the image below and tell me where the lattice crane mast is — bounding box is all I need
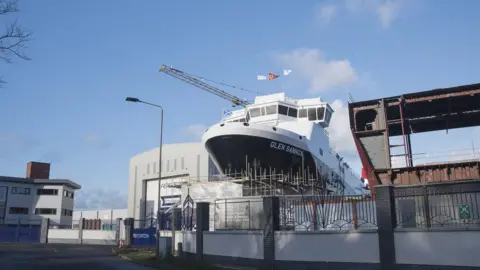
[159,65,251,107]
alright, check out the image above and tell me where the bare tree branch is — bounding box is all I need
[0,0,32,86]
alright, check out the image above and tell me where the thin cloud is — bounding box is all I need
[0,133,42,159]
[83,134,111,149]
[184,124,208,140]
[320,0,406,29]
[274,48,358,94]
[75,188,128,210]
[315,3,338,26]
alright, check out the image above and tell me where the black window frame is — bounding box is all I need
[317,107,326,121]
[288,107,298,117]
[37,188,58,196]
[35,208,57,215]
[278,105,288,115]
[308,108,317,121]
[9,207,29,214]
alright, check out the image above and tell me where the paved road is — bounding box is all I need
[0,243,156,270]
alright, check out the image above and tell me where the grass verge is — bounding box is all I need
[116,248,225,270]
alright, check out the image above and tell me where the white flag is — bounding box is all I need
[257,75,267,80]
[222,108,232,117]
[283,70,292,76]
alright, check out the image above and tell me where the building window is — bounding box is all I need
[153,162,156,174]
[181,157,185,170]
[174,159,177,171]
[167,160,170,171]
[35,208,57,215]
[37,189,58,196]
[147,163,150,174]
[63,190,74,198]
[9,207,29,214]
[11,187,30,195]
[62,209,73,216]
[319,148,323,156]
[0,187,6,201]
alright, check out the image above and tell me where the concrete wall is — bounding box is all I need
[395,230,480,267]
[48,228,117,245]
[178,229,480,269]
[275,231,379,263]
[47,218,121,245]
[128,142,212,220]
[182,231,196,253]
[204,231,263,260]
[48,229,80,243]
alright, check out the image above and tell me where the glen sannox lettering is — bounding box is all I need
[270,141,304,157]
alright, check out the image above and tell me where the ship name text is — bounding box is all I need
[270,141,304,157]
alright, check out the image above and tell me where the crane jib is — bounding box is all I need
[158,64,251,107]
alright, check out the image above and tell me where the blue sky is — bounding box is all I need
[0,0,479,208]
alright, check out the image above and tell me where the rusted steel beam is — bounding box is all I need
[350,88,480,113]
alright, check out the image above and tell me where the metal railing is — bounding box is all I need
[213,198,264,231]
[394,183,480,229]
[279,194,377,231]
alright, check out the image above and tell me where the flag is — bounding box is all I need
[257,75,267,80]
[222,108,232,117]
[283,70,292,76]
[268,73,279,80]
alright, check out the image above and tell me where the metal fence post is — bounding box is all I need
[79,218,85,244]
[196,202,210,261]
[172,208,181,255]
[374,185,397,269]
[123,218,134,247]
[115,218,122,245]
[263,196,280,270]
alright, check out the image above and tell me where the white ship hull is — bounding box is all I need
[202,122,359,194]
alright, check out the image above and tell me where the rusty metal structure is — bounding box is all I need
[349,83,480,186]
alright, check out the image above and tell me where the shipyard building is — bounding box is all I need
[127,142,228,220]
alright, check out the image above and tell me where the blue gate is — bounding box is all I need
[131,227,156,246]
[0,223,41,243]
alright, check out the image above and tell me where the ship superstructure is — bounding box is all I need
[202,93,362,195]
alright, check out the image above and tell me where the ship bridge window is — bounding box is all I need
[325,110,332,124]
[249,108,262,118]
[298,109,307,118]
[308,108,317,121]
[278,105,288,115]
[317,107,325,121]
[288,107,298,117]
[266,105,277,115]
[239,118,245,122]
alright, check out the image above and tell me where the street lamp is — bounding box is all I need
[125,96,163,256]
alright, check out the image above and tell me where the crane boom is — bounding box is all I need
[159,65,251,107]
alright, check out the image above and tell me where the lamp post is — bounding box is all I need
[126,97,163,257]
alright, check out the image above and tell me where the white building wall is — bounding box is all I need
[127,142,213,220]
[0,181,78,225]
